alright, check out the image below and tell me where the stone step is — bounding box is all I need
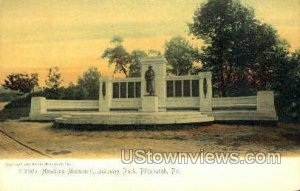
[62,115,210,120]
[213,110,278,121]
[54,112,214,125]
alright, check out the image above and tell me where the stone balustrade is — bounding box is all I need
[27,57,277,123]
[29,90,277,122]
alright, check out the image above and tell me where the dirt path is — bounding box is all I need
[0,129,48,159]
[0,102,47,158]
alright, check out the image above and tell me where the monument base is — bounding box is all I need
[141,96,158,112]
[54,111,214,125]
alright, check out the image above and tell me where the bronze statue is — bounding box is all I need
[145,65,155,96]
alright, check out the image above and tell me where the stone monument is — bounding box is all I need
[141,65,158,112]
[145,65,155,96]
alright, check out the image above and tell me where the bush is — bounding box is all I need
[4,95,32,109]
[62,85,89,100]
[275,94,300,122]
[0,92,19,102]
[3,85,94,109]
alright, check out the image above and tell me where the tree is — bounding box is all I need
[164,36,199,75]
[189,0,286,96]
[44,66,64,99]
[30,73,39,94]
[63,83,89,100]
[148,50,162,57]
[128,50,147,77]
[2,73,39,94]
[77,67,101,99]
[273,49,300,121]
[102,36,131,77]
[45,66,63,90]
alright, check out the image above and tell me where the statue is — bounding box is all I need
[145,65,155,96]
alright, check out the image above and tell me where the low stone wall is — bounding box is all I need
[166,97,199,110]
[29,97,99,120]
[110,98,141,110]
[46,100,99,111]
[212,91,278,121]
[28,91,278,122]
[212,96,257,110]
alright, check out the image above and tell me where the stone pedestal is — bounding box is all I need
[29,97,47,117]
[141,57,166,111]
[257,91,276,115]
[141,96,158,112]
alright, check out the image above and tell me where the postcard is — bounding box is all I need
[0,0,299,190]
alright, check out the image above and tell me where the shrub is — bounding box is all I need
[4,95,32,109]
[0,92,19,102]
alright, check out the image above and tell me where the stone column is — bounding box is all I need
[257,91,276,115]
[199,72,212,113]
[141,57,167,111]
[29,97,47,117]
[99,77,112,112]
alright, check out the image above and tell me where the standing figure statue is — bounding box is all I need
[145,65,155,96]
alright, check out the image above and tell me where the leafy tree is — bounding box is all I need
[148,50,162,57]
[77,67,101,99]
[2,73,39,94]
[164,36,199,75]
[63,83,89,100]
[189,0,286,96]
[45,66,63,90]
[102,36,131,77]
[128,50,147,77]
[44,66,64,99]
[273,49,300,121]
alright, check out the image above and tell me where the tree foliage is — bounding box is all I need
[273,49,300,121]
[2,73,38,94]
[164,36,199,75]
[62,83,89,100]
[77,67,101,99]
[43,66,64,99]
[148,50,162,57]
[189,0,287,96]
[128,50,147,77]
[102,36,131,77]
[102,36,151,78]
[45,66,63,90]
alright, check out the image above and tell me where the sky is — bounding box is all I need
[0,0,299,86]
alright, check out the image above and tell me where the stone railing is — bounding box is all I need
[212,91,276,113]
[110,77,141,99]
[29,97,99,117]
[47,100,99,111]
[165,72,212,112]
[212,96,257,110]
[165,75,199,80]
[28,91,277,122]
[212,91,277,121]
[99,77,142,112]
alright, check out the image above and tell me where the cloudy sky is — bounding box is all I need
[0,0,299,85]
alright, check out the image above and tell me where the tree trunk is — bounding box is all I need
[122,66,128,78]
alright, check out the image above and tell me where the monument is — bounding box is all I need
[145,65,155,96]
[27,56,278,126]
[142,65,158,112]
